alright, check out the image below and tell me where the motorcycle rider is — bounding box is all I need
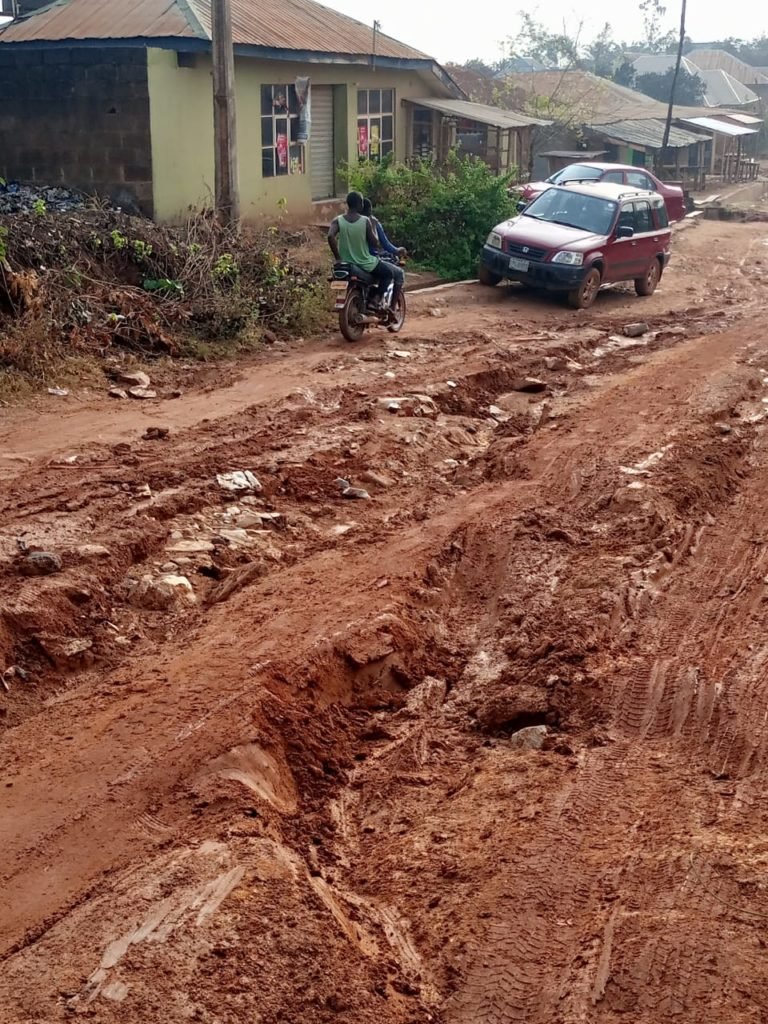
[362,197,406,311]
[328,191,396,309]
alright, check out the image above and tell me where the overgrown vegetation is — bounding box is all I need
[346,155,516,280]
[0,207,328,386]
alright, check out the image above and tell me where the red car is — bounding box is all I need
[479,181,672,309]
[519,162,687,223]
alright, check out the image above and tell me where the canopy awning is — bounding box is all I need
[407,97,550,130]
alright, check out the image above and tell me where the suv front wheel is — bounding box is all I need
[635,257,661,297]
[568,267,601,310]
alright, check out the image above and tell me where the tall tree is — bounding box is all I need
[635,67,704,104]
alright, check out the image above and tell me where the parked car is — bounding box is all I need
[518,162,687,223]
[479,181,672,309]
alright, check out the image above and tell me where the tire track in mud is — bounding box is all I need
[441,347,768,1022]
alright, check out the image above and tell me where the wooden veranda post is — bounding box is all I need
[212,0,240,227]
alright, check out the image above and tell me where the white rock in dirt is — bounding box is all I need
[342,487,370,500]
[392,350,412,359]
[334,477,351,491]
[166,538,215,554]
[361,470,394,489]
[216,470,262,493]
[216,528,252,547]
[508,725,548,750]
[117,369,151,388]
[108,388,129,400]
[128,386,158,400]
[128,573,197,610]
[76,543,111,560]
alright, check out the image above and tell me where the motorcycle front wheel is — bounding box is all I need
[339,288,366,342]
[387,291,407,334]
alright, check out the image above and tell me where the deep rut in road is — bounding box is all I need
[3,314,768,1023]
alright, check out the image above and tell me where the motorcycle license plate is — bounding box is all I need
[330,281,347,291]
[509,256,529,273]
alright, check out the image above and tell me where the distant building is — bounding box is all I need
[629,53,760,108]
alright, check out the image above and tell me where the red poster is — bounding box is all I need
[276,133,288,169]
[358,124,369,158]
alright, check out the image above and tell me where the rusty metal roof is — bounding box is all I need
[0,0,430,59]
[0,0,198,41]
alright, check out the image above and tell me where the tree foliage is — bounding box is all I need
[344,156,516,280]
[635,67,705,104]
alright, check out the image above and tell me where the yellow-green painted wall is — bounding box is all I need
[147,48,449,222]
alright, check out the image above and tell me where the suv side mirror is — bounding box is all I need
[516,200,528,213]
[616,225,634,239]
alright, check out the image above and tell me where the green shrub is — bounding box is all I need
[344,154,517,280]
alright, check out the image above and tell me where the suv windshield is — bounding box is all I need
[547,164,603,184]
[523,188,617,235]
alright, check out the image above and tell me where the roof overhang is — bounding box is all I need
[0,33,464,96]
[680,115,759,136]
[405,96,550,130]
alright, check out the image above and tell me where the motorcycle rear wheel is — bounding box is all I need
[340,289,366,342]
[387,292,407,333]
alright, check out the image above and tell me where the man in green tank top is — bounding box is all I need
[328,191,396,307]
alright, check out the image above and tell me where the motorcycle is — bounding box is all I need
[329,255,406,342]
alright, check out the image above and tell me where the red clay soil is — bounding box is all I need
[2,218,768,1024]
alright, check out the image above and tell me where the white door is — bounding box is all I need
[310,86,335,200]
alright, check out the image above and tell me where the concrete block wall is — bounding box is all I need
[0,46,154,215]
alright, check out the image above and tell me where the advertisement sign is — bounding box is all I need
[358,123,369,158]
[276,133,288,169]
[370,124,380,158]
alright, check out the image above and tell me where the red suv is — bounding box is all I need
[519,162,686,223]
[479,181,672,309]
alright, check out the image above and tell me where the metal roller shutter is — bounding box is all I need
[310,86,335,201]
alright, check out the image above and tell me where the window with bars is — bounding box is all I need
[357,88,395,161]
[261,84,305,178]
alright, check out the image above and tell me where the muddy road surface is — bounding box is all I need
[2,218,768,1023]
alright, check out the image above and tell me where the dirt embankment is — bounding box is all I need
[2,218,768,1024]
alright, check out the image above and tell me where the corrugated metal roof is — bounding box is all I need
[685,49,768,87]
[680,116,759,137]
[187,0,428,58]
[696,69,758,107]
[539,149,607,158]
[0,0,430,58]
[718,111,763,124]
[631,53,700,77]
[0,0,197,41]
[407,97,550,129]
[590,118,705,149]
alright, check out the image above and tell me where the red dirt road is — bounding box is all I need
[2,219,768,1023]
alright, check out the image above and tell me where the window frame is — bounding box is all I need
[357,88,395,162]
[260,83,306,179]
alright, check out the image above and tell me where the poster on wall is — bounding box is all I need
[295,77,311,142]
[370,124,380,158]
[358,124,369,158]
[276,133,288,169]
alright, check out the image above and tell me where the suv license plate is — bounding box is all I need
[509,257,529,272]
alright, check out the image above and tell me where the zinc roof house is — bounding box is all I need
[0,0,541,220]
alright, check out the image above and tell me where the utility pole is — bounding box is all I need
[661,0,687,161]
[211,0,240,227]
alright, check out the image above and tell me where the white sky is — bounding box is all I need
[325,0,768,64]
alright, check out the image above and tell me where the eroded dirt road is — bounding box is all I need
[3,218,768,1023]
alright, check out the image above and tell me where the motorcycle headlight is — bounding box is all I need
[551,250,584,266]
[486,231,503,249]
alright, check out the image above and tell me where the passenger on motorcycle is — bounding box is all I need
[328,191,396,308]
[362,197,405,309]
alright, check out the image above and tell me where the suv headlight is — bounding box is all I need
[551,250,584,266]
[486,231,503,249]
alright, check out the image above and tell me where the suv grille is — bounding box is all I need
[506,241,547,261]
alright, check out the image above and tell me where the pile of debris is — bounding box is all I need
[0,182,90,215]
[0,202,326,378]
